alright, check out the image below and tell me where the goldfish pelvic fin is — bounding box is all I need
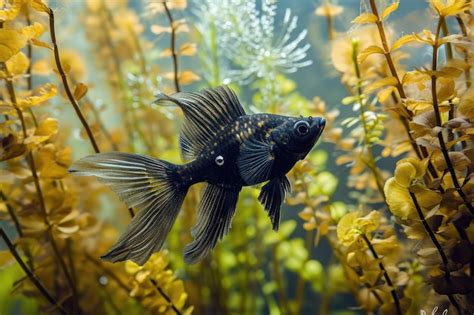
[155,86,246,159]
[184,184,241,264]
[258,176,291,231]
[237,136,275,185]
[69,152,187,265]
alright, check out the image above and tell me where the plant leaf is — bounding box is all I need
[5,51,29,76]
[365,76,398,93]
[73,83,88,101]
[381,1,399,20]
[0,29,27,62]
[357,45,384,64]
[391,34,417,51]
[352,13,378,24]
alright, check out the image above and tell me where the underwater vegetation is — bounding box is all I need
[0,0,473,314]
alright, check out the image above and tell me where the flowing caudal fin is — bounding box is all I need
[69,152,187,265]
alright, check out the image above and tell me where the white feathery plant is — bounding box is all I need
[195,0,312,110]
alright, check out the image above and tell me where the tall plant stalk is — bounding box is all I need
[352,41,386,201]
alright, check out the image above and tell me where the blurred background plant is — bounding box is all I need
[0,0,473,315]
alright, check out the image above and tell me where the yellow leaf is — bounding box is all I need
[438,34,462,46]
[0,251,14,268]
[31,0,50,13]
[357,45,384,64]
[0,0,22,22]
[21,22,45,39]
[18,83,57,108]
[441,0,470,16]
[365,76,398,93]
[377,86,397,103]
[24,117,58,144]
[151,24,172,34]
[391,34,417,51]
[36,144,71,179]
[315,4,343,17]
[179,43,196,56]
[31,38,52,50]
[394,161,417,187]
[436,78,455,102]
[414,29,435,45]
[178,70,200,85]
[166,0,187,10]
[430,0,444,13]
[406,99,432,113]
[159,48,172,57]
[381,1,399,20]
[337,211,381,246]
[402,71,429,85]
[32,59,51,76]
[432,151,471,172]
[337,211,360,246]
[352,13,378,24]
[459,89,474,119]
[6,51,29,76]
[0,29,27,62]
[385,178,414,219]
[73,83,88,101]
[410,184,442,210]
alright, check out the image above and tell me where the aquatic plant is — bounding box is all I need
[195,0,312,110]
[1,0,473,314]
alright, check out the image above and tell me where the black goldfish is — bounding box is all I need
[70,86,325,265]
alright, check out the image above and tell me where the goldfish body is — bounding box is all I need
[70,86,325,265]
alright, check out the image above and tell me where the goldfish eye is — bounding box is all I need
[294,120,310,136]
[215,155,224,166]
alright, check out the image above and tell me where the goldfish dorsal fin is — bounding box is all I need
[155,86,246,159]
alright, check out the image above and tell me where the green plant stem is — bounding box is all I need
[352,43,386,201]
[361,234,401,315]
[163,2,181,93]
[0,228,68,314]
[408,191,462,314]
[48,8,100,154]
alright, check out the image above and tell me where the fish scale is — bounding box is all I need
[70,85,325,265]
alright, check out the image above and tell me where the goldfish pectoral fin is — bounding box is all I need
[183,184,241,264]
[155,86,246,159]
[258,176,291,231]
[237,136,275,185]
[69,152,188,265]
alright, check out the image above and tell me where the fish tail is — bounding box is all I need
[69,152,188,265]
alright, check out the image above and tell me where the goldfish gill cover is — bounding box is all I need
[0,0,473,314]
